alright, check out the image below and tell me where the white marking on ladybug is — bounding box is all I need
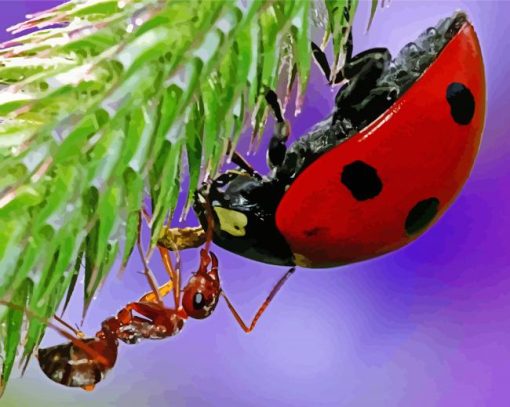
[213,207,248,237]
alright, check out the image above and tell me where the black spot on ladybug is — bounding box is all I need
[405,198,440,235]
[446,83,475,125]
[341,161,383,201]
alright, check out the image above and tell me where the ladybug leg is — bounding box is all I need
[342,48,391,81]
[312,1,355,83]
[220,267,295,333]
[231,150,256,175]
[312,32,354,84]
[311,42,331,83]
[334,47,391,127]
[331,31,355,84]
[226,139,258,176]
[335,47,391,103]
[265,90,291,170]
[346,84,399,126]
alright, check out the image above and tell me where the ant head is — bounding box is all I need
[182,249,221,319]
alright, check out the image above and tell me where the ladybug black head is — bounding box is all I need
[193,170,293,266]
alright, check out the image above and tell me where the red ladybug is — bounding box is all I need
[178,11,485,268]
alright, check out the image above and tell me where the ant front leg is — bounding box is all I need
[220,267,295,333]
[265,90,291,170]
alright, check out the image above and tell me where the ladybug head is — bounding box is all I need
[193,170,293,266]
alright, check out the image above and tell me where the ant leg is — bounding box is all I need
[158,246,181,309]
[220,267,295,333]
[138,280,174,303]
[136,211,163,305]
[265,90,291,169]
[134,254,173,304]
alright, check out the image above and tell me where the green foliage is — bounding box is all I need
[0,0,381,393]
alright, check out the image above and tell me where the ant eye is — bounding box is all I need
[182,275,220,319]
[193,292,205,310]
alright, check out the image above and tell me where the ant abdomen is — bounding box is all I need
[38,337,117,390]
[33,239,292,390]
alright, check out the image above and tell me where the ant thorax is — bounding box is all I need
[102,307,186,345]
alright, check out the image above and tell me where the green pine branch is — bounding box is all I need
[0,0,379,394]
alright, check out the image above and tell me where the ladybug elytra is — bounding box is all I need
[165,11,485,269]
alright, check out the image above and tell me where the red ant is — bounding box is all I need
[33,245,294,390]
[6,189,294,390]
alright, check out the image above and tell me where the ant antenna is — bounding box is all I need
[52,315,85,338]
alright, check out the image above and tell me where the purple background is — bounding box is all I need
[3,1,510,406]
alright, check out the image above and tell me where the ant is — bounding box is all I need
[32,202,295,390]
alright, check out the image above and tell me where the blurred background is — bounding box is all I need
[2,1,510,406]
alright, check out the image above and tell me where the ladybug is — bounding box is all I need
[164,11,485,268]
